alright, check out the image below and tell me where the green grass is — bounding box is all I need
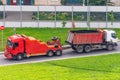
[0,28,120,51]
[0,53,120,80]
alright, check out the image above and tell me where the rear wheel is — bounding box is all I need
[47,50,54,57]
[16,54,23,60]
[107,44,113,51]
[84,45,91,53]
[76,45,83,53]
[55,50,62,56]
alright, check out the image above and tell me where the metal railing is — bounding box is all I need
[0,5,120,28]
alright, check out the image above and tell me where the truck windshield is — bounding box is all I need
[111,33,117,39]
[7,40,13,48]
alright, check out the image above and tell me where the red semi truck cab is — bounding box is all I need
[4,34,62,60]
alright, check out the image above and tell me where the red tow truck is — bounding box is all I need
[4,34,62,60]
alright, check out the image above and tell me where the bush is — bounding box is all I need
[0,0,3,19]
[62,20,66,28]
[85,0,107,6]
[61,0,67,5]
[0,0,3,5]
[0,12,3,19]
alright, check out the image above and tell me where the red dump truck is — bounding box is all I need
[4,34,62,60]
[66,29,118,53]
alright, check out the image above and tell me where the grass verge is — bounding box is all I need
[0,28,84,51]
[0,53,120,80]
[0,28,120,51]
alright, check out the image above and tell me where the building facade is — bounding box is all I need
[110,0,120,6]
[1,0,34,5]
[3,0,120,6]
[1,0,6,4]
[34,0,61,5]
[1,0,61,5]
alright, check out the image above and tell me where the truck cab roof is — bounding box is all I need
[104,29,116,33]
[9,35,24,42]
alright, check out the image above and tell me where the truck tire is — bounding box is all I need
[107,44,113,51]
[47,50,54,57]
[16,54,23,60]
[55,50,62,56]
[84,45,91,53]
[76,45,83,53]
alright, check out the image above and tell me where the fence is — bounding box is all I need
[0,5,120,28]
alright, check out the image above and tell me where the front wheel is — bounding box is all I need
[16,54,23,60]
[107,44,113,51]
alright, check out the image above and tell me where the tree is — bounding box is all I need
[0,0,3,19]
[62,20,66,28]
[85,0,107,6]
[109,10,114,28]
[61,0,67,5]
[60,0,107,6]
[0,0,3,5]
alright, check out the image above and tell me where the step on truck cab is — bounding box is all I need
[66,29,118,53]
[4,34,62,60]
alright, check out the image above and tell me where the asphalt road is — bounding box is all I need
[0,43,120,66]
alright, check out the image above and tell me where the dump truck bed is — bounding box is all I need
[66,30,104,45]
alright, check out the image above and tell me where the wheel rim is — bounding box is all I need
[85,45,91,53]
[18,54,22,60]
[48,51,54,57]
[76,46,83,53]
[108,45,113,51]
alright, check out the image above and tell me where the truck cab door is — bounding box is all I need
[12,40,24,55]
[12,42,19,54]
[110,33,118,43]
